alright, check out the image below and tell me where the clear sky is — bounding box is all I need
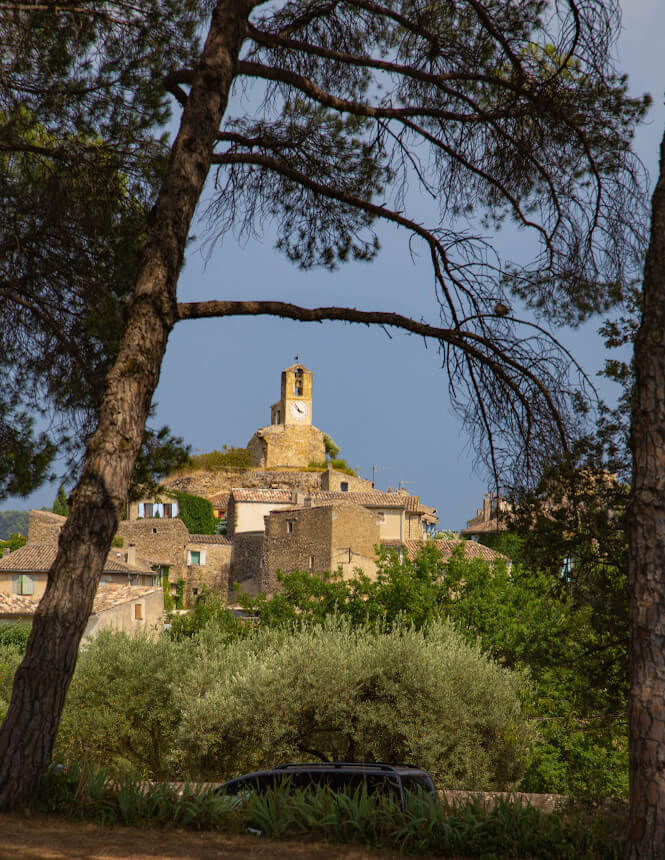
[5,1,665,530]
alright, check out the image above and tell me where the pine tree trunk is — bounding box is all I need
[626,128,665,858]
[0,0,251,809]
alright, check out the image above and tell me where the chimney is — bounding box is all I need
[126,544,136,566]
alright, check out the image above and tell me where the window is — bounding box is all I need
[134,603,143,621]
[144,502,153,518]
[377,512,385,522]
[13,574,34,596]
[309,556,315,570]
[294,368,303,395]
[189,550,201,565]
[340,481,349,492]
[152,527,158,534]
[287,521,294,534]
[163,503,173,518]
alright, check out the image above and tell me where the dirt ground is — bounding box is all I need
[0,813,435,860]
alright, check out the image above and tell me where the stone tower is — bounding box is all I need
[247,364,325,468]
[270,364,313,427]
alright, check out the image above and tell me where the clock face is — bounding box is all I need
[290,400,309,420]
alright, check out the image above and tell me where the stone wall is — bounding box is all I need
[28,510,65,543]
[162,466,373,499]
[247,424,326,469]
[184,538,231,605]
[229,531,264,594]
[117,518,189,572]
[261,503,380,592]
[319,467,375,493]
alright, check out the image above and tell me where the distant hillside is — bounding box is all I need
[0,510,29,540]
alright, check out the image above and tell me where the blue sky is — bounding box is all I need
[6,1,665,530]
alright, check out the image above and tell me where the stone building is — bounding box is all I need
[0,585,163,639]
[461,493,512,541]
[261,501,380,592]
[0,541,158,600]
[247,363,326,469]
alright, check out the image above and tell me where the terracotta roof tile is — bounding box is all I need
[381,538,508,564]
[0,543,153,574]
[188,534,232,545]
[231,489,294,503]
[0,585,160,617]
[307,491,416,508]
[208,492,231,506]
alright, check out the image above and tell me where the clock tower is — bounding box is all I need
[248,363,325,468]
[270,364,313,427]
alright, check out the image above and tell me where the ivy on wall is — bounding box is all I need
[169,491,216,535]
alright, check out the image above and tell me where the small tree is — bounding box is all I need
[52,485,69,517]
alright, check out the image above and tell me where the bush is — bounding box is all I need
[55,632,192,779]
[39,765,627,859]
[176,617,530,788]
[188,447,252,471]
[0,621,31,651]
[0,644,24,721]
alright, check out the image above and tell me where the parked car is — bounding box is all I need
[215,761,436,810]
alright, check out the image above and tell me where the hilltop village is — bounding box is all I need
[0,364,506,630]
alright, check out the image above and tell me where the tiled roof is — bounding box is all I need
[308,491,417,508]
[0,543,152,574]
[0,592,36,615]
[231,488,294,503]
[460,518,508,535]
[208,491,231,507]
[0,585,160,617]
[188,534,232,545]
[29,508,66,522]
[432,539,509,563]
[382,538,508,564]
[91,585,161,614]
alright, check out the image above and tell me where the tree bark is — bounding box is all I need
[0,0,253,809]
[627,127,665,858]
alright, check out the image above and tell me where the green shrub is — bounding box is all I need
[167,591,245,641]
[55,632,192,779]
[170,491,216,534]
[0,622,31,651]
[40,764,627,858]
[188,446,252,471]
[0,643,24,721]
[176,617,530,788]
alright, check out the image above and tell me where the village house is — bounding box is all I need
[0,585,163,639]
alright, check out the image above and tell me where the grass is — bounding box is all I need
[39,764,626,858]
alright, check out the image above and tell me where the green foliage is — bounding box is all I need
[0,509,28,541]
[40,764,627,858]
[52,484,69,516]
[174,579,185,611]
[187,447,252,471]
[162,570,173,612]
[0,531,27,557]
[129,425,191,501]
[170,491,216,535]
[167,592,244,642]
[322,433,340,460]
[55,632,192,780]
[0,623,31,652]
[177,618,530,789]
[308,458,357,476]
[111,536,124,548]
[0,644,23,723]
[237,542,628,796]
